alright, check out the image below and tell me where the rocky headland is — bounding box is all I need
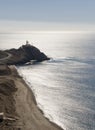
[0,44,50,65]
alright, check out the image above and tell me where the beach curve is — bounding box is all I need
[0,65,63,130]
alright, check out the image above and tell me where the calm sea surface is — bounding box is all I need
[0,31,95,130]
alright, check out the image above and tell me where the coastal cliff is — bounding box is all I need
[0,44,63,130]
[0,44,50,65]
[0,65,63,130]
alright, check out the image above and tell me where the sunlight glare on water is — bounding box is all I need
[0,31,95,130]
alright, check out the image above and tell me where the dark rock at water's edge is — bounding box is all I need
[0,44,50,65]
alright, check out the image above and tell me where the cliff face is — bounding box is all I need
[0,65,11,75]
[0,44,50,65]
[18,44,50,62]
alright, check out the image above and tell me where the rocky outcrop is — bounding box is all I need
[0,44,50,65]
[0,51,8,59]
[0,65,11,75]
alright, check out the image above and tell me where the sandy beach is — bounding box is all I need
[0,65,63,130]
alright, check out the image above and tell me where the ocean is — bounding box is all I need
[0,31,95,130]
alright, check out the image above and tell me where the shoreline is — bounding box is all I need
[17,66,64,130]
[0,65,63,130]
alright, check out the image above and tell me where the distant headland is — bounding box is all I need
[0,43,50,65]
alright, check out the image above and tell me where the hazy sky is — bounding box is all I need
[0,0,95,31]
